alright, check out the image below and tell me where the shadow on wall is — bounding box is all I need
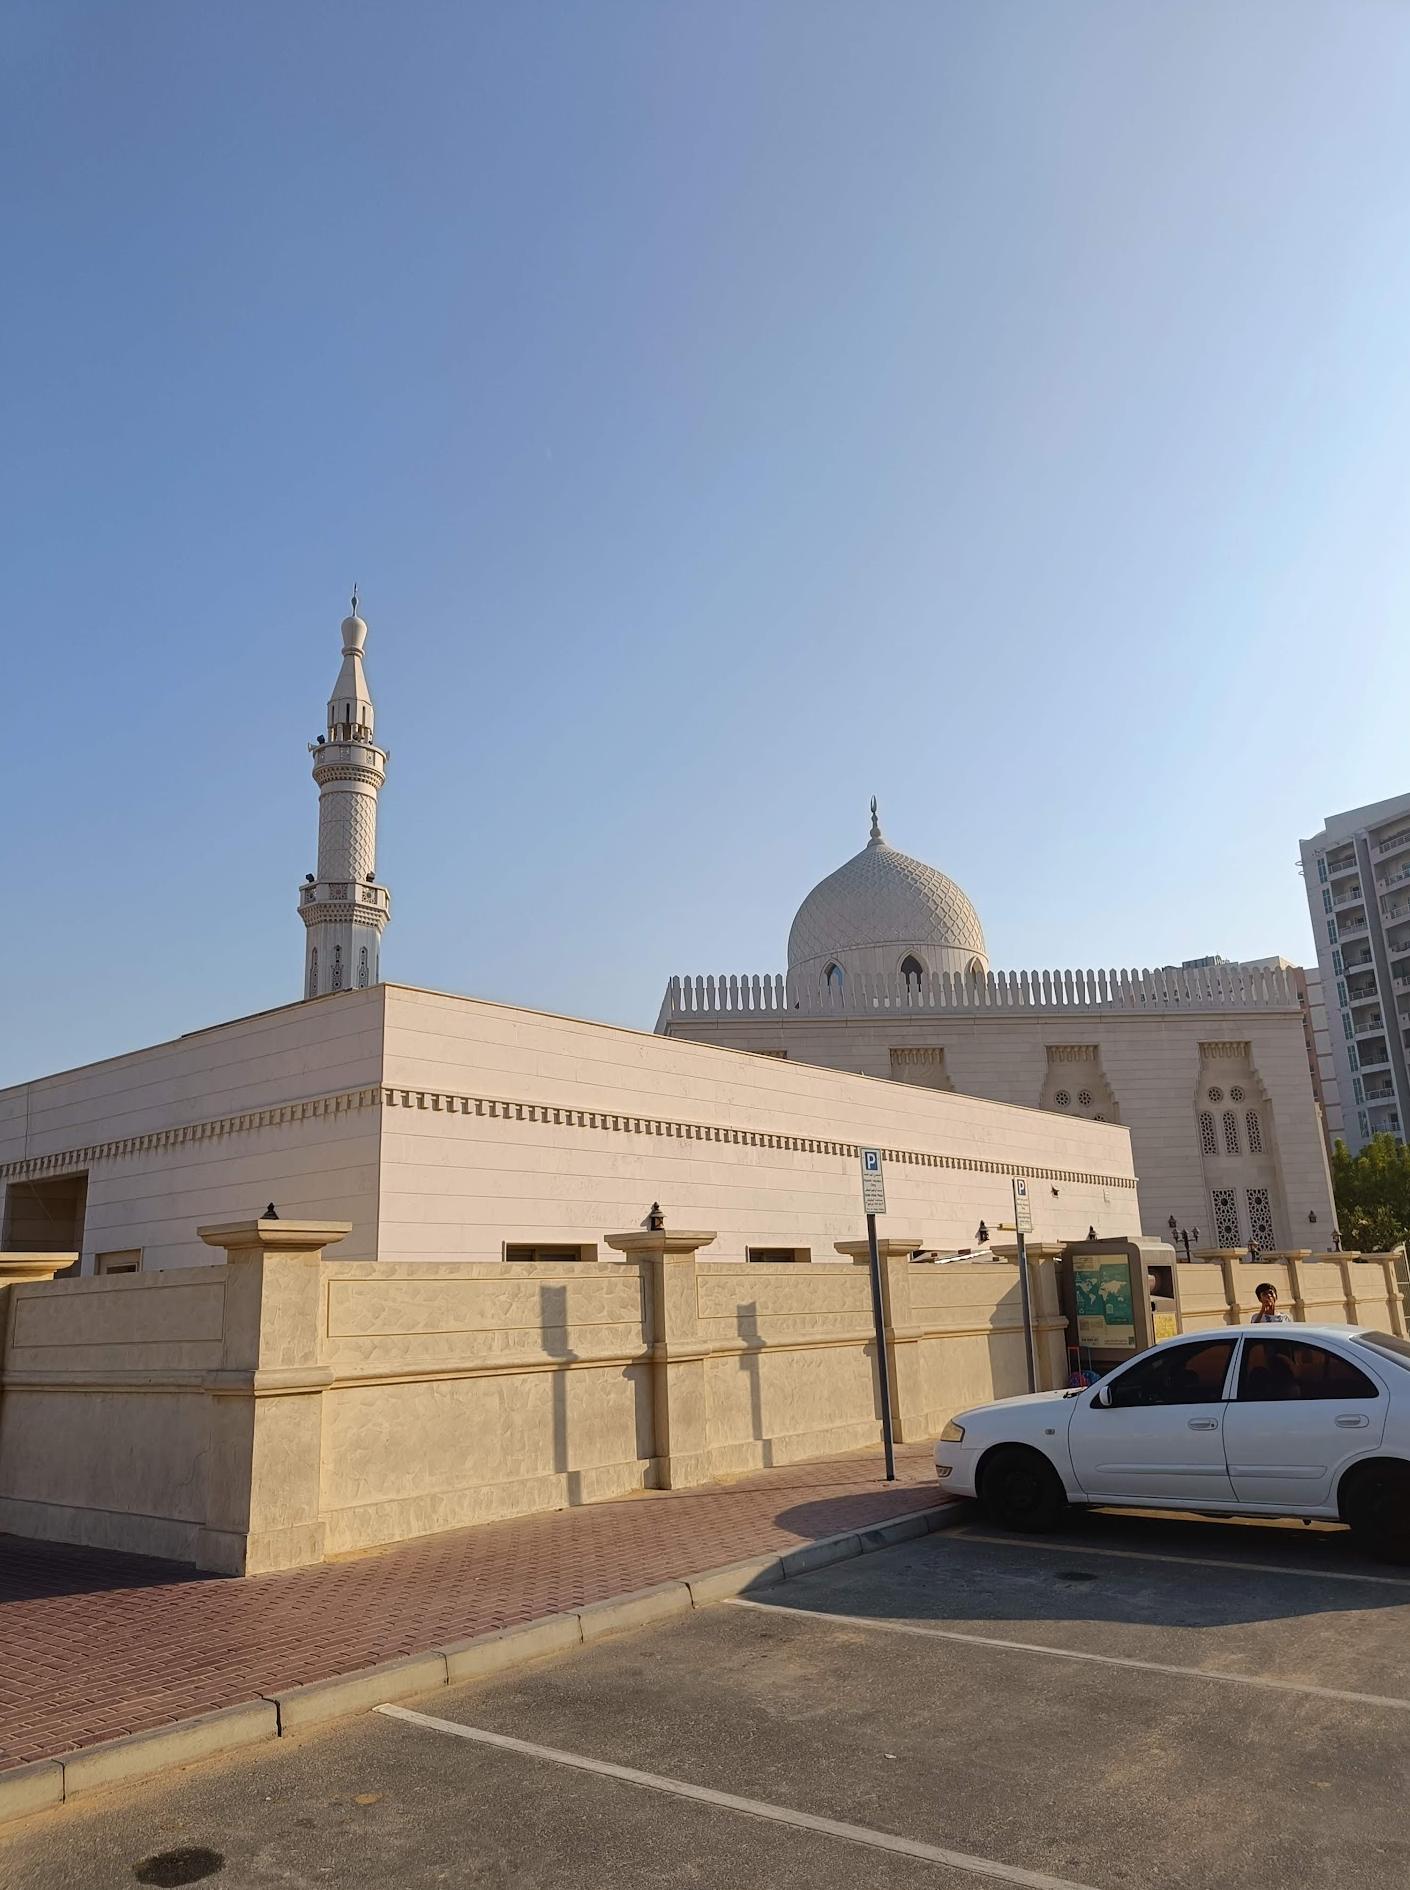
[737,1301,774,1470]
[539,1283,582,1506]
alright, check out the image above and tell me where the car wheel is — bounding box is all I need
[1343,1460,1410,1564]
[979,1445,1068,1533]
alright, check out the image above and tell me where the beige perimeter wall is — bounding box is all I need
[4,1231,1403,1576]
[0,1227,1068,1571]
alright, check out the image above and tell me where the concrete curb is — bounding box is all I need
[579,1579,693,1643]
[267,1653,450,1735]
[0,1760,63,1824]
[61,1702,278,1802]
[0,1497,959,1829]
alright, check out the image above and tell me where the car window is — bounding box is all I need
[1354,1333,1410,1373]
[1105,1339,1236,1409]
[1238,1338,1379,1403]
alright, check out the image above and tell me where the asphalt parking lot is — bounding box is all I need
[5,1506,1410,1890]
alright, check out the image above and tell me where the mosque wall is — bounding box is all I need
[1,985,1142,1277]
[659,1004,1333,1249]
[0,992,386,1271]
[376,986,1141,1264]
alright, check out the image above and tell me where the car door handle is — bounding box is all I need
[1336,1415,1371,1429]
[1187,1418,1220,1431]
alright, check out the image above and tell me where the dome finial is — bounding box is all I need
[869,795,883,844]
[350,581,359,618]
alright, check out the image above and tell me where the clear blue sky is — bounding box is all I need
[5,1,1410,1085]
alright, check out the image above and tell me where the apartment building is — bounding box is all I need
[1300,794,1410,1151]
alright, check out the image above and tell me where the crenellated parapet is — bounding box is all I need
[656,961,1303,1029]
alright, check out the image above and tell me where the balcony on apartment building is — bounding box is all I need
[1332,885,1365,909]
[1376,830,1410,859]
[1381,865,1410,894]
[1338,911,1371,938]
[1353,1012,1386,1036]
[1364,1080,1398,1103]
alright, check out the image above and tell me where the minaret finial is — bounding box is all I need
[869,795,882,843]
[350,582,359,618]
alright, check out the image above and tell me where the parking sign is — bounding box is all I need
[860,1147,887,1215]
[1012,1176,1033,1234]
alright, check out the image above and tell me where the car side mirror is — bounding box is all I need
[1092,1384,1112,1409]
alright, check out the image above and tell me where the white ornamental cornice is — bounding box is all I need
[0,1086,385,1186]
[380,1084,1139,1194]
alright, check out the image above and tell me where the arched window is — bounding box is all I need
[900,955,925,989]
[823,962,844,994]
[308,950,318,999]
[332,944,344,992]
[1245,1110,1263,1154]
[1199,1110,1217,1156]
[357,946,369,989]
[1222,1110,1240,1155]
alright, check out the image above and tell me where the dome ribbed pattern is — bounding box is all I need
[787,837,987,969]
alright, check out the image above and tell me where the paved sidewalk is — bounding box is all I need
[0,1443,945,1773]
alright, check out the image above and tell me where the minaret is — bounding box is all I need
[298,591,391,998]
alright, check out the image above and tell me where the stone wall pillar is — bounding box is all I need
[194,1218,350,1576]
[991,1245,1069,1387]
[1355,1254,1409,1338]
[604,1228,717,1489]
[0,1256,78,1430]
[1280,1252,1313,1323]
[1215,1254,1244,1323]
[834,1237,925,1441]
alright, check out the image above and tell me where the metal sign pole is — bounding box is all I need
[858,1147,896,1482]
[1012,1177,1038,1393]
[865,1209,897,1482]
[1015,1227,1038,1394]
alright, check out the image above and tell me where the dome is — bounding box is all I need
[787,802,988,984]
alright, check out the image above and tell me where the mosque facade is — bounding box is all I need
[657,805,1336,1251]
[0,608,1138,1274]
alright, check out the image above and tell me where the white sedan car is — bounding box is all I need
[936,1324,1410,1559]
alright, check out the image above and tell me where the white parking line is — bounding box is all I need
[949,1527,1410,1589]
[725,1598,1410,1713]
[377,1703,1101,1890]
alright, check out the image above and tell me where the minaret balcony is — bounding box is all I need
[309,738,387,787]
[299,880,391,921]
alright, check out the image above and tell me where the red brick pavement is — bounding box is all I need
[0,1444,947,1772]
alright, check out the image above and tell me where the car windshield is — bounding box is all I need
[1353,1332,1410,1372]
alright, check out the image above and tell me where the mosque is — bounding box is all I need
[0,602,1330,1274]
[656,803,1335,1252]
